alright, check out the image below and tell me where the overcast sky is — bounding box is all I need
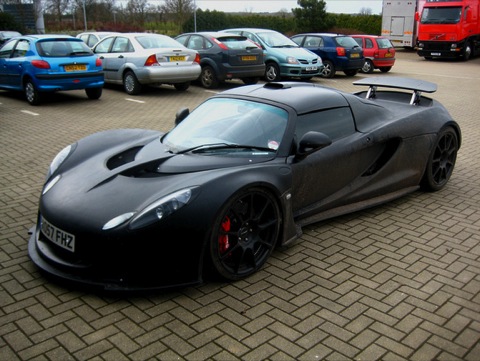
[195,0,383,14]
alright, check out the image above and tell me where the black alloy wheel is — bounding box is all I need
[422,126,458,191]
[210,188,281,280]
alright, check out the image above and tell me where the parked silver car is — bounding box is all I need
[76,31,119,48]
[93,33,201,95]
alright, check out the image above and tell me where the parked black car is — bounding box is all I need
[175,32,265,89]
[291,33,364,78]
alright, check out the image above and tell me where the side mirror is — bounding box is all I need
[296,131,332,159]
[415,11,420,21]
[175,107,189,125]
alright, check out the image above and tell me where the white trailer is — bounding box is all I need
[381,0,425,47]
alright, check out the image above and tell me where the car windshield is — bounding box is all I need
[37,40,92,57]
[136,35,184,49]
[421,7,462,24]
[257,31,299,48]
[163,98,288,155]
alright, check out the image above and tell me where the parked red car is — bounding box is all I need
[351,35,396,73]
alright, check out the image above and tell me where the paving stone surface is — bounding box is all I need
[1,50,479,360]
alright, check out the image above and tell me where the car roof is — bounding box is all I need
[294,33,349,38]
[225,28,279,33]
[217,82,349,114]
[184,32,244,38]
[19,34,77,41]
[351,34,383,38]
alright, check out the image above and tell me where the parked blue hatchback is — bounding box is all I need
[291,33,364,78]
[0,34,104,105]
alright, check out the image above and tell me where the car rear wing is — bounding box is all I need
[353,77,437,106]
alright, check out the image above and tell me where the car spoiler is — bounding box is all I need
[353,77,437,106]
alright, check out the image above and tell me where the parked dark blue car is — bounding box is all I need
[0,34,104,105]
[291,33,364,78]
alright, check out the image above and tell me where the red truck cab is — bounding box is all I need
[416,0,480,60]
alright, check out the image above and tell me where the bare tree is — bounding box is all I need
[359,7,372,15]
[162,0,194,25]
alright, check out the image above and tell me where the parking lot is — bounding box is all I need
[1,50,480,360]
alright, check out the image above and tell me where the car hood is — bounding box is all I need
[268,46,317,60]
[41,129,275,229]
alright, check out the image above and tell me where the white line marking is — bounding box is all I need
[126,98,145,103]
[21,110,39,116]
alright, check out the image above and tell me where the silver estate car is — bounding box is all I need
[93,33,201,95]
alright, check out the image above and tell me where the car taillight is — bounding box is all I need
[194,53,201,64]
[213,38,229,50]
[31,60,50,69]
[336,47,346,56]
[144,54,158,66]
[96,58,102,67]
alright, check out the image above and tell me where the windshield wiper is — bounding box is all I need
[175,143,274,154]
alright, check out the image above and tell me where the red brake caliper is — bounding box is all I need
[219,216,231,254]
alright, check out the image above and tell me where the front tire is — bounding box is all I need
[123,71,142,95]
[361,59,374,73]
[320,60,335,78]
[209,188,281,281]
[174,82,190,91]
[421,127,458,192]
[265,63,281,82]
[24,79,41,105]
[462,42,472,61]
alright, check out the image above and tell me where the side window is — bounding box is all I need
[187,35,204,50]
[305,36,321,47]
[291,36,304,46]
[365,38,374,49]
[87,35,98,48]
[0,40,17,58]
[16,40,30,56]
[112,37,130,52]
[353,38,362,47]
[295,107,355,141]
[94,37,114,53]
[175,35,188,46]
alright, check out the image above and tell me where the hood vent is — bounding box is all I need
[107,146,143,170]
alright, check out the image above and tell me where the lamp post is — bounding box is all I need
[83,0,87,31]
[194,0,197,32]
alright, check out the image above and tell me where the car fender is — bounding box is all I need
[200,58,222,78]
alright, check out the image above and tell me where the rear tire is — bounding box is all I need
[242,77,259,85]
[85,87,102,100]
[379,66,392,73]
[421,127,458,192]
[24,79,41,105]
[123,71,142,95]
[343,69,358,76]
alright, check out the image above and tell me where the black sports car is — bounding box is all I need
[28,77,461,291]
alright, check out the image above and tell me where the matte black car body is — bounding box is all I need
[175,32,265,89]
[291,33,364,78]
[28,77,461,291]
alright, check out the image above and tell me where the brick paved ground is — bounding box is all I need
[1,50,479,360]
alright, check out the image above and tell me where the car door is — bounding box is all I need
[0,39,29,89]
[94,36,121,82]
[0,39,16,87]
[290,107,386,216]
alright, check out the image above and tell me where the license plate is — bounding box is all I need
[41,218,75,252]
[306,66,318,71]
[351,53,360,58]
[65,64,86,72]
[169,56,185,62]
[431,52,441,56]
[241,55,257,61]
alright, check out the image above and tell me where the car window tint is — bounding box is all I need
[137,35,183,49]
[377,38,393,49]
[295,107,355,141]
[13,39,29,57]
[95,37,114,53]
[112,37,131,52]
[335,36,358,48]
[305,36,321,47]
[0,40,16,58]
[188,35,204,50]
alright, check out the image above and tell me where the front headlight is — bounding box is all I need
[47,144,73,179]
[286,56,299,64]
[128,188,194,230]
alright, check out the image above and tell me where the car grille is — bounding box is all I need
[298,59,319,65]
